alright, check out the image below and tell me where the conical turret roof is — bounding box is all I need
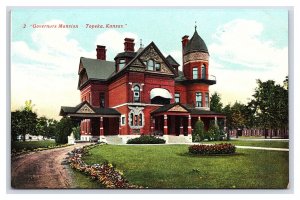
[184,29,208,54]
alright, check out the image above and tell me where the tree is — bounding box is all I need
[250,78,288,138]
[192,120,205,142]
[72,126,81,140]
[11,110,38,141]
[207,123,220,141]
[210,92,223,113]
[55,117,77,144]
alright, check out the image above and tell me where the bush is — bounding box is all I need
[192,120,205,142]
[207,124,221,141]
[188,143,236,155]
[127,135,165,144]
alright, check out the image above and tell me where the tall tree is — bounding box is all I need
[210,92,223,113]
[250,78,288,138]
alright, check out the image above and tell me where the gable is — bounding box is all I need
[127,43,176,76]
[168,105,188,112]
[76,103,95,114]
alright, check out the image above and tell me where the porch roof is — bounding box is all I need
[60,101,121,117]
[151,102,225,117]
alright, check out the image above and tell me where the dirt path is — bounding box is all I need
[11,143,90,189]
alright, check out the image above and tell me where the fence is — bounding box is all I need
[228,128,288,139]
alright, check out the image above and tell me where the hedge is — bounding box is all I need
[127,135,166,144]
[188,143,236,155]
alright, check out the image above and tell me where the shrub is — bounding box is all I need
[126,135,165,144]
[207,124,221,141]
[192,120,205,142]
[188,143,236,155]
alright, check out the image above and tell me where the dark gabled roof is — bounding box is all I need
[80,57,115,80]
[60,101,121,116]
[166,55,180,66]
[175,70,186,81]
[114,51,137,60]
[184,30,209,55]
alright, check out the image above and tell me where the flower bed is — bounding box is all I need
[67,144,143,189]
[188,143,236,155]
[127,135,165,144]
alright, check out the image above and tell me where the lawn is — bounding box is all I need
[201,140,289,149]
[82,144,289,189]
[11,140,57,152]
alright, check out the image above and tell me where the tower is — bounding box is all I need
[180,27,215,109]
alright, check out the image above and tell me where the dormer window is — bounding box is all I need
[119,59,126,70]
[147,59,154,70]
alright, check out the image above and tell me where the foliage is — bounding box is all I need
[11,109,38,141]
[207,124,221,141]
[192,120,205,142]
[55,117,77,144]
[188,143,236,155]
[72,126,81,140]
[126,135,165,144]
[210,92,223,113]
[249,79,288,137]
[69,144,142,189]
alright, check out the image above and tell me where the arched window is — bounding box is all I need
[133,85,140,102]
[193,67,198,79]
[147,59,154,70]
[201,64,206,79]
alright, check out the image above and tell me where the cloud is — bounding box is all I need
[95,30,139,60]
[209,19,288,70]
[11,20,141,119]
[208,19,288,105]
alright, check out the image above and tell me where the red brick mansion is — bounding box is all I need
[60,27,225,143]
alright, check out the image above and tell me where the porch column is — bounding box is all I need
[188,115,192,135]
[198,116,201,121]
[151,116,155,133]
[214,116,218,126]
[99,117,104,136]
[163,114,168,135]
[180,117,183,135]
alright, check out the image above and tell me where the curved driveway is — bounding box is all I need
[11,143,89,189]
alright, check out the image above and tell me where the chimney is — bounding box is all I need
[181,35,189,50]
[124,38,135,52]
[96,45,106,60]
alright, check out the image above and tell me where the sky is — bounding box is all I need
[10,8,289,120]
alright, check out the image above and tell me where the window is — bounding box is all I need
[121,115,126,126]
[193,67,198,79]
[196,92,202,107]
[175,93,180,103]
[155,63,161,71]
[201,64,206,79]
[147,59,154,70]
[205,93,209,107]
[133,85,140,102]
[139,113,143,126]
[99,92,105,108]
[130,113,134,126]
[128,111,144,128]
[119,59,126,70]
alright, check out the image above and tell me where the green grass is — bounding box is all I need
[11,140,57,152]
[68,166,104,189]
[82,144,289,189]
[201,140,289,149]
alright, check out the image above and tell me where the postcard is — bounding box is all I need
[10,8,289,190]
